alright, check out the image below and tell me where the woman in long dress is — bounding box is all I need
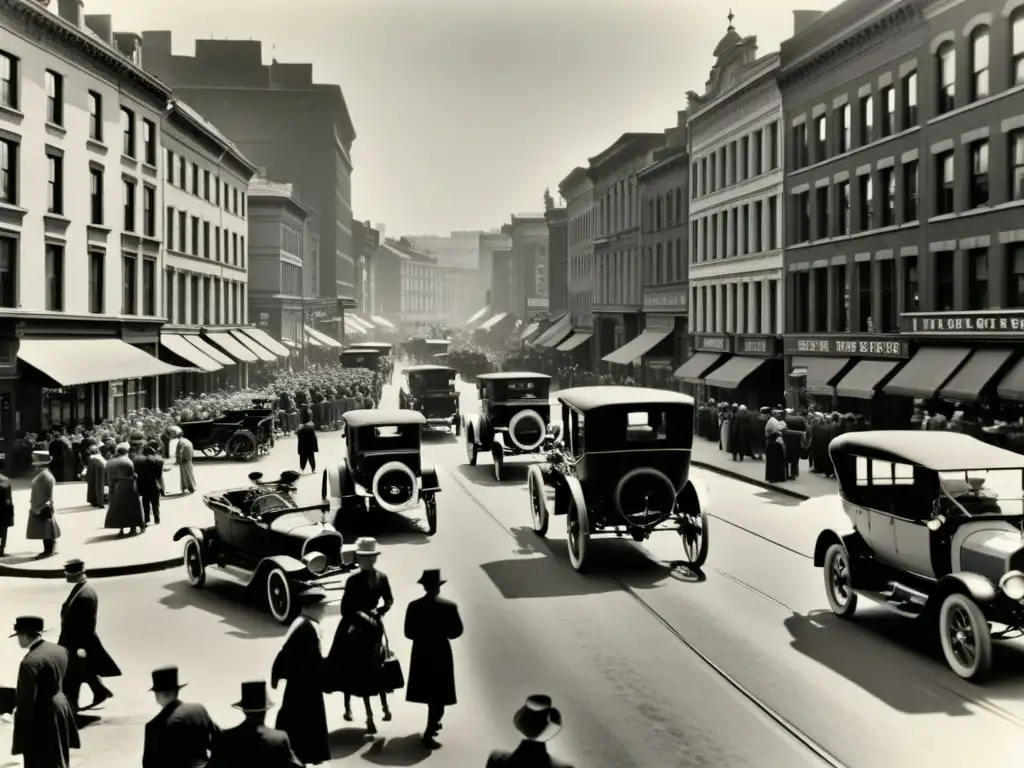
[174,427,197,494]
[764,412,788,483]
[103,443,145,536]
[271,601,331,765]
[84,445,106,508]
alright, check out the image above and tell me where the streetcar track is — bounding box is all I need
[706,513,812,559]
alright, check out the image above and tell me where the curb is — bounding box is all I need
[691,460,812,502]
[0,556,181,580]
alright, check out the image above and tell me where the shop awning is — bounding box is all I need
[160,333,223,373]
[229,330,277,362]
[834,360,900,399]
[602,330,672,365]
[704,356,767,390]
[998,356,1024,401]
[239,328,290,358]
[533,314,572,348]
[519,321,541,341]
[477,313,508,332]
[465,306,490,327]
[557,332,593,352]
[883,346,971,399]
[304,325,342,348]
[18,338,189,387]
[370,316,395,330]
[281,338,298,349]
[345,321,368,335]
[673,352,725,383]
[793,356,851,396]
[937,348,1014,402]
[183,335,235,366]
[204,331,258,363]
[346,315,371,333]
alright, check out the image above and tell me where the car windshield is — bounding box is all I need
[359,424,419,452]
[411,371,454,391]
[939,469,1024,518]
[495,380,548,400]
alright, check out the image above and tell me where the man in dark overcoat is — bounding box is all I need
[487,694,574,768]
[135,445,165,526]
[404,569,464,747]
[730,405,753,461]
[58,559,119,712]
[206,681,302,768]
[142,666,220,768]
[295,418,319,474]
[11,615,80,768]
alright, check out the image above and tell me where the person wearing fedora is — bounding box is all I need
[27,450,60,558]
[142,666,220,768]
[325,536,395,733]
[58,559,120,713]
[10,615,80,768]
[404,568,463,748]
[206,681,302,767]
[486,695,574,768]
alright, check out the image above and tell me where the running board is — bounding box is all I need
[877,581,928,616]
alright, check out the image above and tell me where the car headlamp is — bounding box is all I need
[1000,571,1024,601]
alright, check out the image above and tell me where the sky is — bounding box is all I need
[85,0,838,236]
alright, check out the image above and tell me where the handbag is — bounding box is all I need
[379,626,405,692]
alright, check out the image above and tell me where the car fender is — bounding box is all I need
[491,432,506,453]
[560,474,587,517]
[936,572,998,604]
[678,477,710,517]
[249,555,308,588]
[812,529,868,567]
[465,414,482,445]
[420,465,441,494]
[173,526,210,548]
[328,460,354,500]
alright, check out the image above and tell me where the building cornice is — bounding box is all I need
[169,100,258,178]
[558,166,589,198]
[586,134,664,181]
[637,149,688,181]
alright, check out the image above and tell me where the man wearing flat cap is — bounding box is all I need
[58,559,120,713]
[10,615,80,768]
[206,681,302,767]
[142,666,220,768]
[487,694,574,767]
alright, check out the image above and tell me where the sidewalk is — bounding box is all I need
[689,437,837,501]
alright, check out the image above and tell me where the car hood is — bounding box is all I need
[958,523,1024,583]
[270,512,337,536]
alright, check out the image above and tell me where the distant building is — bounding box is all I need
[478,231,511,315]
[352,220,380,318]
[544,206,569,317]
[502,215,549,320]
[405,231,479,269]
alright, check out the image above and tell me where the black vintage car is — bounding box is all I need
[328,410,440,535]
[528,386,710,573]
[339,347,383,371]
[464,372,556,482]
[179,410,275,460]
[172,469,351,624]
[348,342,394,383]
[815,431,1024,682]
[399,365,460,434]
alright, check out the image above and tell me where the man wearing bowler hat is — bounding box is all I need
[206,681,302,767]
[58,559,120,713]
[403,568,463,747]
[10,615,80,768]
[486,694,574,768]
[142,666,220,768]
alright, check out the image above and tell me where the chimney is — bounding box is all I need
[83,14,113,45]
[793,9,825,35]
[56,0,83,27]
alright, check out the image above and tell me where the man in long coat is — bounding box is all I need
[27,451,60,558]
[404,569,464,747]
[295,418,318,474]
[58,559,120,712]
[143,666,220,768]
[84,445,106,509]
[174,427,197,495]
[11,615,80,768]
[135,445,165,526]
[730,405,753,461]
[207,681,302,768]
[103,444,144,535]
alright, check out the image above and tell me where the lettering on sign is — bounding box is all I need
[743,339,767,353]
[907,315,1024,334]
[785,336,908,358]
[643,292,687,309]
[527,297,549,309]
[698,336,727,350]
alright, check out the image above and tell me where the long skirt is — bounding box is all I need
[325,623,388,697]
[179,461,197,492]
[103,479,144,529]
[765,437,787,483]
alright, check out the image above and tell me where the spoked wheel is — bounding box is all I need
[566,496,590,572]
[201,445,223,458]
[466,430,478,466]
[939,592,992,682]
[823,543,858,618]
[678,509,709,568]
[527,466,549,537]
[266,567,296,625]
[424,495,438,536]
[183,538,206,587]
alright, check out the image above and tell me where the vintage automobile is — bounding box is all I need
[339,347,383,372]
[328,410,439,535]
[526,386,710,573]
[348,342,394,383]
[398,365,460,434]
[464,372,557,481]
[179,410,275,460]
[172,469,352,624]
[814,431,1024,681]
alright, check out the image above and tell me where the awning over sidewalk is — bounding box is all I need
[519,321,541,341]
[465,306,490,327]
[937,348,1014,402]
[204,331,258,363]
[792,356,851,396]
[533,314,572,348]
[998,356,1024,401]
[370,316,396,330]
[346,315,371,332]
[184,335,235,366]
[160,333,223,373]
[229,330,276,362]
[18,338,189,387]
[673,352,725,383]
[602,329,672,365]
[478,313,508,332]
[304,325,342,348]
[834,360,900,399]
[239,327,290,358]
[883,346,971,399]
[704,356,767,390]
[556,332,592,352]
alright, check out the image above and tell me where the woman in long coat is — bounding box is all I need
[103,444,145,536]
[271,602,330,765]
[764,414,788,483]
[730,406,753,461]
[84,445,106,509]
[174,427,196,494]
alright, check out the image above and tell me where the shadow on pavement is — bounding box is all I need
[453,463,532,488]
[0,551,55,565]
[83,531,129,545]
[158,580,288,640]
[343,510,431,546]
[328,727,378,759]
[421,430,458,445]
[361,733,433,765]
[752,490,804,507]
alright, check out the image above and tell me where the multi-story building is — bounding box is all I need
[436,264,479,327]
[680,14,787,403]
[502,214,549,321]
[351,219,379,335]
[544,204,568,316]
[474,230,510,322]
[140,32,357,339]
[555,167,595,363]
[406,231,479,268]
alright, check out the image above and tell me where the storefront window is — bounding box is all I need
[111,381,125,418]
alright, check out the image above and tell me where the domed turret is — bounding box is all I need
[713,10,741,58]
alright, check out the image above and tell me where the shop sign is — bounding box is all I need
[527,297,549,309]
[692,334,732,353]
[644,315,675,332]
[258,312,271,328]
[643,289,688,312]
[735,334,779,357]
[784,334,909,358]
[902,311,1024,336]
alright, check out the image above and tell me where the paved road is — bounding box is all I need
[1,370,1023,766]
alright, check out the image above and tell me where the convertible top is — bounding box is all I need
[404,365,455,374]
[343,409,426,428]
[558,386,695,412]
[829,431,1024,472]
[477,371,551,382]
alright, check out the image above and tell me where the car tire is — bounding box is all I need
[266,567,296,625]
[566,495,590,573]
[492,446,504,482]
[466,428,478,466]
[679,508,709,569]
[227,430,258,461]
[424,495,438,536]
[823,543,858,618]
[938,592,992,682]
[527,465,549,537]
[183,537,206,588]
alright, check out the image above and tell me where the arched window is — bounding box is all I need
[1014,11,1024,86]
[970,26,990,101]
[936,41,956,113]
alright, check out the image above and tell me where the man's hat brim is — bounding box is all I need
[150,682,187,692]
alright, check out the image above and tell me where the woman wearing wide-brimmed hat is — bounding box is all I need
[325,537,395,734]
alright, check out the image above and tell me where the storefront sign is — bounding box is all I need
[735,334,779,357]
[692,334,732,353]
[902,310,1024,336]
[643,289,688,311]
[784,334,910,358]
[644,315,675,332]
[527,297,549,309]
[258,312,271,328]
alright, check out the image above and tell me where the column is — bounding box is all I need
[808,269,819,332]
[736,281,747,333]
[826,265,838,331]
[775,278,784,334]
[761,280,771,333]
[715,283,725,332]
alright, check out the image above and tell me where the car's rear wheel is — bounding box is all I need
[938,592,992,682]
[566,496,590,573]
[466,428,478,466]
[823,543,858,618]
[266,567,296,625]
[424,495,438,536]
[183,538,205,588]
[527,465,549,537]
[679,508,709,568]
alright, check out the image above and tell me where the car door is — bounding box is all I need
[854,458,901,568]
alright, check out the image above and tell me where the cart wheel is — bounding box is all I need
[266,567,296,624]
[183,537,206,588]
[938,592,992,682]
[679,508,709,569]
[466,429,478,466]
[424,495,438,536]
[823,543,858,618]
[566,495,590,573]
[527,465,549,537]
[492,447,504,482]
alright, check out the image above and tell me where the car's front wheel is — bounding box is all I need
[938,592,992,682]
[266,567,297,625]
[183,537,205,588]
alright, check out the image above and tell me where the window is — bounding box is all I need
[178,157,186,187]
[752,129,763,174]
[203,221,211,258]
[970,27,990,101]
[793,191,810,243]
[814,115,827,162]
[123,179,136,231]
[191,216,200,256]
[1013,133,1024,201]
[859,94,873,145]
[203,169,211,200]
[89,167,103,225]
[903,161,919,221]
[190,275,199,324]
[165,207,175,250]
[0,236,16,308]
[191,163,199,195]
[46,154,63,214]
[836,180,850,235]
[881,86,895,137]
[0,139,16,204]
[752,200,763,252]
[935,251,954,311]
[970,140,989,208]
[836,103,851,153]
[936,151,955,215]
[815,186,829,238]
[122,254,137,314]
[143,186,156,236]
[879,258,896,332]
[165,267,174,321]
[142,119,156,165]
[968,249,988,310]
[178,211,186,250]
[857,261,872,332]
[902,71,918,128]
[87,91,102,141]
[768,121,779,169]
[1015,13,1024,86]
[89,251,104,314]
[44,244,63,311]
[1010,246,1024,308]
[859,174,873,231]
[767,195,779,248]
[792,123,808,169]
[142,258,156,315]
[937,42,956,113]
[45,70,62,125]
[214,226,221,260]
[177,272,186,323]
[0,52,17,109]
[903,256,919,312]
[121,107,135,157]
[880,168,895,226]
[739,135,749,180]
[791,271,810,332]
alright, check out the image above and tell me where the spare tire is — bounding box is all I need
[508,409,546,451]
[613,467,677,529]
[227,430,258,460]
[372,461,418,512]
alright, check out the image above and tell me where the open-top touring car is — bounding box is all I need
[815,430,1024,681]
[526,386,710,573]
[399,365,460,434]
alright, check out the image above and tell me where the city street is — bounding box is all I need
[2,371,1024,766]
